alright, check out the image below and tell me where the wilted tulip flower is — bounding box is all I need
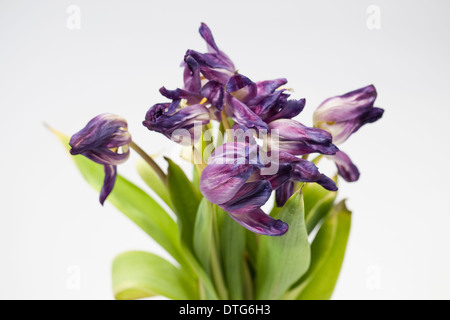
[143,101,210,145]
[69,114,131,204]
[269,119,339,156]
[200,142,288,236]
[200,142,337,235]
[313,85,384,181]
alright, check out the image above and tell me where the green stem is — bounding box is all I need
[129,141,167,187]
[210,207,229,300]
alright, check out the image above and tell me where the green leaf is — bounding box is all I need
[166,158,202,251]
[303,179,337,234]
[255,192,311,300]
[53,131,185,265]
[112,251,197,300]
[288,200,352,300]
[136,158,173,210]
[193,198,214,276]
[218,208,246,300]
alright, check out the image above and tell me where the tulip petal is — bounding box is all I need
[159,86,203,105]
[225,94,268,130]
[275,181,294,207]
[330,150,360,182]
[229,208,288,236]
[100,164,117,205]
[226,74,257,103]
[314,85,377,123]
[200,80,224,111]
[270,119,339,155]
[265,98,306,122]
[183,55,202,93]
[200,164,254,205]
[220,181,272,214]
[143,103,210,144]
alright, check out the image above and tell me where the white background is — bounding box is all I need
[1,0,449,299]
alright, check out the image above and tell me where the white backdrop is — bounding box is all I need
[1,0,449,299]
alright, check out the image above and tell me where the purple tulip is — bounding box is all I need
[69,114,132,204]
[184,23,236,85]
[269,119,339,156]
[200,142,288,236]
[328,150,360,182]
[200,142,337,235]
[262,151,337,206]
[313,85,384,181]
[143,102,210,145]
[313,85,384,145]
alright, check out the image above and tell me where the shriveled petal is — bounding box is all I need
[143,103,210,144]
[100,164,117,205]
[225,94,268,130]
[226,74,257,103]
[265,98,306,122]
[208,142,260,166]
[249,78,288,103]
[228,208,288,236]
[183,55,202,92]
[200,80,224,111]
[329,150,360,182]
[249,91,285,119]
[314,85,384,144]
[314,85,377,123]
[198,23,235,71]
[270,119,339,155]
[70,114,130,155]
[159,86,203,105]
[81,147,130,166]
[200,164,253,205]
[220,181,272,214]
[275,181,294,207]
[291,159,337,191]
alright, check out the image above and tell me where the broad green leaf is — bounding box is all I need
[256,192,311,300]
[287,200,352,300]
[193,198,214,276]
[245,231,259,272]
[218,208,246,300]
[166,158,202,251]
[303,179,338,234]
[53,131,185,265]
[136,158,173,210]
[112,251,197,300]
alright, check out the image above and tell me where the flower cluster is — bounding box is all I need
[69,23,383,237]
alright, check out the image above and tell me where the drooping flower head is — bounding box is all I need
[313,85,384,145]
[313,85,384,182]
[69,114,131,204]
[143,101,210,145]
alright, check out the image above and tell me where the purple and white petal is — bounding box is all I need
[226,74,257,103]
[329,150,360,182]
[225,94,268,130]
[143,103,210,144]
[220,180,272,214]
[200,80,224,111]
[200,164,254,205]
[228,208,288,236]
[314,85,377,123]
[269,119,339,155]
